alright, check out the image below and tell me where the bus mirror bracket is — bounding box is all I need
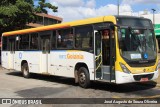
[110,24,120,31]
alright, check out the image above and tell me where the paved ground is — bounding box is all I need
[0,66,160,107]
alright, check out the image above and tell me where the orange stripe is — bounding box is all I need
[3,24,70,36]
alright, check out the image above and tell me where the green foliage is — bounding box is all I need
[35,0,58,14]
[0,0,35,33]
[0,0,58,34]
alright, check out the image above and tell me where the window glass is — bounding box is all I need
[75,25,93,49]
[30,33,38,50]
[57,28,73,49]
[2,37,8,51]
[19,34,29,50]
[117,18,152,28]
[118,28,156,61]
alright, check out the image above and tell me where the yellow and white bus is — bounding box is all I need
[1,16,159,88]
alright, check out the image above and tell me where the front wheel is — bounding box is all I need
[78,67,90,88]
[22,63,30,78]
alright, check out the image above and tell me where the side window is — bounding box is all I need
[57,28,74,49]
[19,34,29,50]
[75,25,93,49]
[30,33,38,50]
[51,31,56,49]
[2,37,8,51]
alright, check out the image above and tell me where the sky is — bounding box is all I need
[35,0,160,22]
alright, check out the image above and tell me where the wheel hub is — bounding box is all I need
[79,72,86,84]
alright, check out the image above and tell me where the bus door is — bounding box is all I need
[40,35,51,73]
[94,29,115,82]
[8,38,15,69]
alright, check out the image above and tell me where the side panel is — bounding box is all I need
[14,51,22,71]
[49,50,95,79]
[24,51,40,73]
[14,51,40,73]
[1,51,9,69]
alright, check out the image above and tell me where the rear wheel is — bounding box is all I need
[22,63,30,78]
[78,67,90,88]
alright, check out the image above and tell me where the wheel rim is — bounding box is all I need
[23,66,28,76]
[79,72,86,84]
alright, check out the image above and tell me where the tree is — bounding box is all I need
[0,0,58,34]
[0,0,35,33]
[35,0,58,14]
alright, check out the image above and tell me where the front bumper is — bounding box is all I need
[115,70,159,84]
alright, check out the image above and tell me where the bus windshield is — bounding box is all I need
[118,27,157,62]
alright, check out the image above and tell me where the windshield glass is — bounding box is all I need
[118,28,157,61]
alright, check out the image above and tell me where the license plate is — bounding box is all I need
[140,78,148,82]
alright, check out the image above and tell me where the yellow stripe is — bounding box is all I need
[3,15,116,36]
[137,94,160,99]
[112,94,160,99]
[3,24,70,36]
[112,96,121,98]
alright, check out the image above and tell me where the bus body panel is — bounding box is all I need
[40,52,48,73]
[5,50,95,80]
[13,51,40,73]
[1,51,15,70]
[1,51,9,69]
[25,51,40,74]
[14,51,21,71]
[49,50,95,80]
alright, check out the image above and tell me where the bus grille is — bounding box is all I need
[133,73,154,81]
[129,62,155,67]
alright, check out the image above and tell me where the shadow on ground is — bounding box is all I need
[7,71,158,95]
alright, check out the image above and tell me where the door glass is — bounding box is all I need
[9,39,15,53]
[46,39,50,53]
[95,31,102,78]
[95,31,101,56]
[41,36,50,54]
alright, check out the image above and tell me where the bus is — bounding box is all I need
[1,15,159,88]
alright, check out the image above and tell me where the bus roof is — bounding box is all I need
[3,15,117,36]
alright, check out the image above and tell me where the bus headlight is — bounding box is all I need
[120,63,131,74]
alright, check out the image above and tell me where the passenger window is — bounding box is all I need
[19,34,29,50]
[30,33,38,50]
[75,25,93,49]
[2,37,8,51]
[57,28,73,49]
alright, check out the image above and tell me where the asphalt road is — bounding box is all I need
[0,66,160,107]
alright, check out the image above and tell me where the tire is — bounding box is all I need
[22,63,30,78]
[78,67,90,88]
